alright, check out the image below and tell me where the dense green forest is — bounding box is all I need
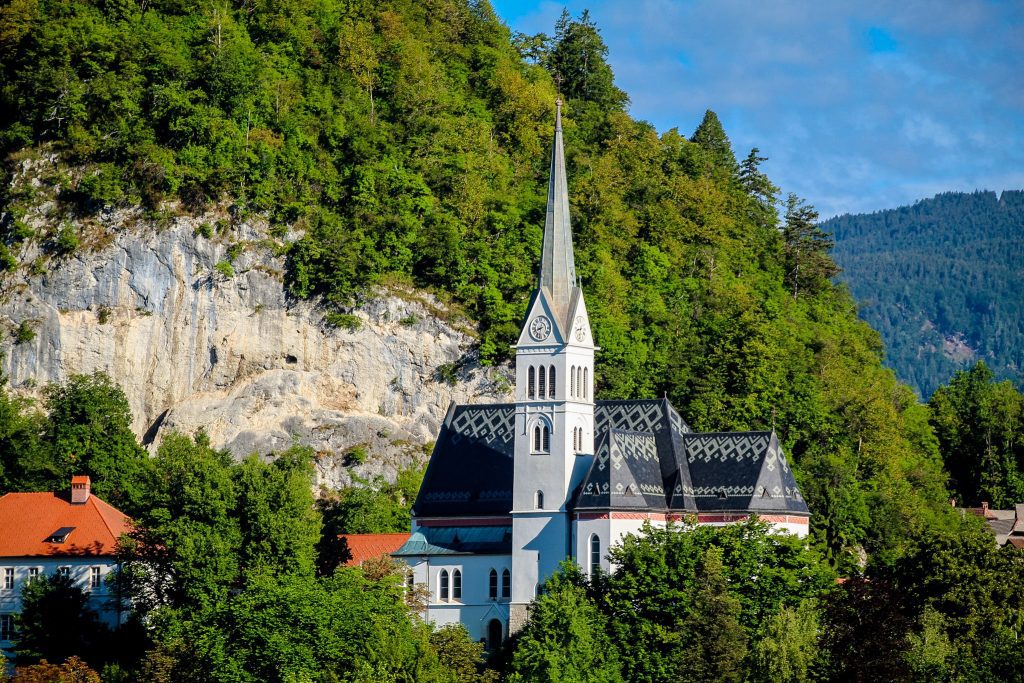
[825,190,1024,398]
[1,0,1023,681]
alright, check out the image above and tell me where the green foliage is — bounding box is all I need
[49,224,80,256]
[782,194,838,299]
[929,361,1024,507]
[690,109,737,172]
[679,547,748,683]
[213,260,234,279]
[42,372,151,512]
[750,600,820,683]
[323,312,362,332]
[546,10,628,110]
[824,520,1024,682]
[319,465,425,536]
[509,564,623,683]
[825,190,1024,397]
[15,574,106,666]
[430,624,497,683]
[602,520,833,682]
[233,446,322,578]
[14,320,36,344]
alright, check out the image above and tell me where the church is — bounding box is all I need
[392,101,809,648]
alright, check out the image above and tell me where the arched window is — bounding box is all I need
[452,569,462,600]
[542,425,550,452]
[584,367,589,399]
[439,569,449,601]
[533,424,542,452]
[576,366,583,398]
[501,569,511,599]
[535,490,544,509]
[538,365,546,398]
[487,619,503,651]
[489,569,498,600]
[548,366,556,398]
[570,365,576,397]
[590,534,601,575]
[528,366,535,399]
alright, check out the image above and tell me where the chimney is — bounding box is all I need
[71,476,91,504]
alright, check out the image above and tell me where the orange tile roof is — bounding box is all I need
[340,533,410,566]
[0,492,131,558]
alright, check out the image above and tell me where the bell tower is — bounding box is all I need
[509,100,596,631]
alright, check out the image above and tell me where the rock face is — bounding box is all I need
[0,205,510,488]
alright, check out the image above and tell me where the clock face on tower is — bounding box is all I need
[529,315,552,341]
[574,316,587,341]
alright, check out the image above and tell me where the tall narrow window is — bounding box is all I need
[501,569,511,598]
[576,367,583,398]
[90,567,101,589]
[538,366,546,398]
[542,425,550,452]
[590,534,601,575]
[535,490,544,509]
[570,365,576,397]
[452,569,462,600]
[584,367,589,399]
[533,425,542,452]
[3,568,12,590]
[548,366,556,397]
[528,366,535,399]
[28,568,39,583]
[489,569,498,600]
[440,570,449,601]
[0,614,14,641]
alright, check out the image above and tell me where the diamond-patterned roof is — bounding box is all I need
[414,400,808,518]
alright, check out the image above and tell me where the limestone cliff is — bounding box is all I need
[0,176,510,488]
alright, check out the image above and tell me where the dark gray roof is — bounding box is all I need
[576,429,668,510]
[412,404,515,518]
[413,399,809,518]
[681,432,807,514]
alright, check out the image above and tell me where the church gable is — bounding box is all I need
[515,288,567,347]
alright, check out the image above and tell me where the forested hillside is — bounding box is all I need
[825,190,1024,398]
[1,1,1022,681]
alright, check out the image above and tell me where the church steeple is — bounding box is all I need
[538,99,577,327]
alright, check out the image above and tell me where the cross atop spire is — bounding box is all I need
[538,98,578,326]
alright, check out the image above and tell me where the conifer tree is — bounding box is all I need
[679,547,748,683]
[782,193,838,298]
[546,9,627,109]
[691,110,737,171]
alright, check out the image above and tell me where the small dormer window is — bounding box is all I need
[45,527,75,544]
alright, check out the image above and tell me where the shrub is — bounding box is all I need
[15,320,37,344]
[214,260,234,279]
[324,313,361,332]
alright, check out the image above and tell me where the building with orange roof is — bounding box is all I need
[0,476,131,660]
[339,533,411,567]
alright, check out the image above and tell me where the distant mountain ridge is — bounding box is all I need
[825,190,1024,397]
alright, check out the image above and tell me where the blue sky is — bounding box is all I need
[490,0,1024,218]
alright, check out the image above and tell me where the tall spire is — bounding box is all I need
[539,99,578,325]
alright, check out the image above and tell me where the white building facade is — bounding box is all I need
[0,477,128,663]
[394,101,809,646]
